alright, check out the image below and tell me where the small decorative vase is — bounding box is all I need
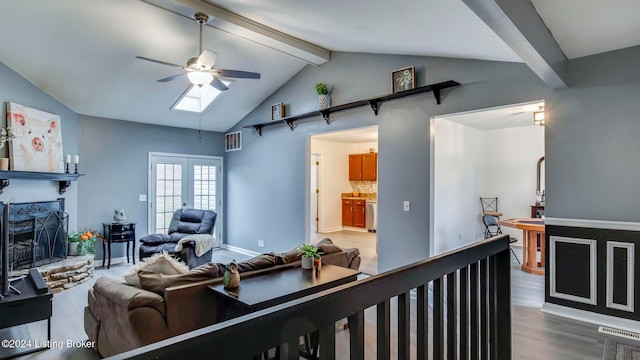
[68,242,81,256]
[318,94,329,109]
[301,256,314,270]
[314,257,322,271]
[113,208,126,223]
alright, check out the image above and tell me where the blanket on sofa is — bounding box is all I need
[174,234,216,256]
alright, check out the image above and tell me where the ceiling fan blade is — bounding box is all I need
[211,77,229,91]
[157,73,186,82]
[197,50,217,70]
[136,56,183,68]
[213,69,261,79]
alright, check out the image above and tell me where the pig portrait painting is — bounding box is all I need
[7,102,64,173]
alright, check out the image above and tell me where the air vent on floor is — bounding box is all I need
[598,326,640,342]
[225,130,242,152]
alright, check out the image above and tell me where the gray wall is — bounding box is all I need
[226,51,552,271]
[78,115,225,260]
[0,61,80,229]
[546,46,640,221]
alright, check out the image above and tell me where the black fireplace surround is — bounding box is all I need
[1,199,69,271]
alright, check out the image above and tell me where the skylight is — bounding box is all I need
[171,80,231,113]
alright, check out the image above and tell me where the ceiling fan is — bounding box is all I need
[136,12,260,92]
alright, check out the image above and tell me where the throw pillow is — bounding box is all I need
[124,252,189,288]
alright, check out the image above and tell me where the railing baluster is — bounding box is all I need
[446,272,457,360]
[433,277,444,359]
[480,258,488,359]
[470,262,479,360]
[279,338,299,360]
[489,254,497,359]
[398,292,410,360]
[495,249,512,360]
[460,266,469,360]
[348,310,365,360]
[318,323,335,360]
[377,300,391,360]
[417,284,429,360]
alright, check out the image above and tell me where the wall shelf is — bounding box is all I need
[244,80,460,136]
[0,170,84,195]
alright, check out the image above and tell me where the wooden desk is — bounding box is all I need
[499,218,545,275]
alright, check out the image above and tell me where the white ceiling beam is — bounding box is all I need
[172,0,330,65]
[462,0,568,89]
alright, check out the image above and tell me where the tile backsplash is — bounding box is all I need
[350,181,377,193]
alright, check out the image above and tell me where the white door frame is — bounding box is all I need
[148,152,224,243]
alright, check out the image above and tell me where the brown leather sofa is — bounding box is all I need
[84,239,360,357]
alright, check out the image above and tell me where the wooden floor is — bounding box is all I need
[3,247,607,359]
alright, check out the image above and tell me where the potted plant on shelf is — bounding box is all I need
[315,82,329,110]
[68,229,100,256]
[298,244,323,270]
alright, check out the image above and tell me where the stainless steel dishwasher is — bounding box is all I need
[365,201,377,232]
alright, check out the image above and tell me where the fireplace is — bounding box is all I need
[4,199,68,271]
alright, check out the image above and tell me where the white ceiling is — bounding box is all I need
[0,0,638,132]
[530,0,640,59]
[439,101,545,131]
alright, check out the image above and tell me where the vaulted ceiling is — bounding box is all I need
[0,0,638,132]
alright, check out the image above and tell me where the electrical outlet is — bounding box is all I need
[403,201,410,212]
[258,240,264,247]
[139,194,147,202]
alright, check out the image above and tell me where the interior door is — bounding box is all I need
[149,153,223,244]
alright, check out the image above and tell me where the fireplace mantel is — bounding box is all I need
[0,170,83,195]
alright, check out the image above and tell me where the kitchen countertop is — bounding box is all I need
[342,197,377,203]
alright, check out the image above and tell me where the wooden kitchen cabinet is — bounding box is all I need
[362,153,377,180]
[342,199,366,228]
[342,199,354,226]
[349,153,377,181]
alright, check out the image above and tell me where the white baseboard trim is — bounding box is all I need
[342,226,369,233]
[320,227,344,233]
[542,303,640,333]
[545,217,640,231]
[96,256,131,268]
[221,244,261,257]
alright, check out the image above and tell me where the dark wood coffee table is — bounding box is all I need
[209,264,360,359]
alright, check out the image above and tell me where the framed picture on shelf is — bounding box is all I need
[271,102,284,120]
[6,102,64,172]
[391,66,416,93]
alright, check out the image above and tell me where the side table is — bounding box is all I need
[102,222,136,269]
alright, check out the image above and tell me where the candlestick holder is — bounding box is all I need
[65,163,70,174]
[74,164,78,174]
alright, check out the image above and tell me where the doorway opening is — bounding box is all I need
[307,126,379,274]
[430,100,545,257]
[148,152,223,246]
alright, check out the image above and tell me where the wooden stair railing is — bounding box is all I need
[107,234,512,360]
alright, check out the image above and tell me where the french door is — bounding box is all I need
[148,153,223,244]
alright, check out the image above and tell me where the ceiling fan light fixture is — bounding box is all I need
[187,71,213,86]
